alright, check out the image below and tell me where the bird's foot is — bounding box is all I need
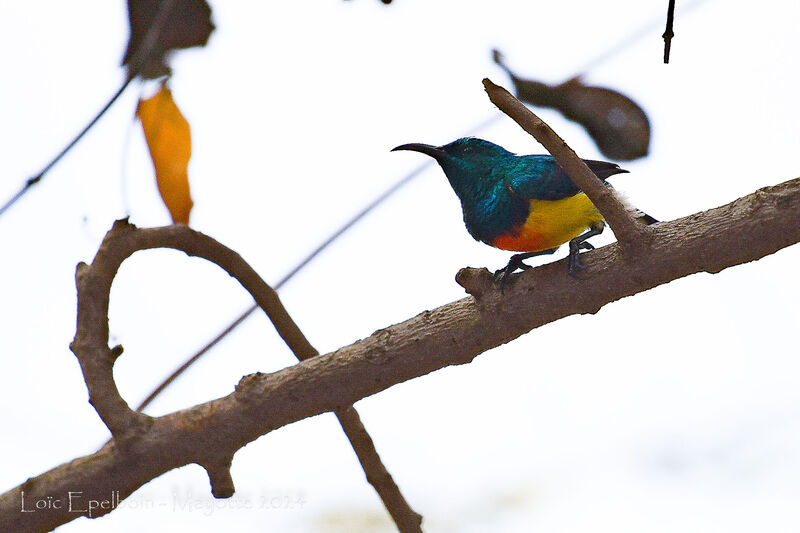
[567,241,592,277]
[493,257,531,291]
[567,223,604,278]
[493,249,557,292]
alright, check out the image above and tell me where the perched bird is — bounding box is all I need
[392,137,655,285]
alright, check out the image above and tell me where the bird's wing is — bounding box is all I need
[502,156,581,201]
[503,156,626,201]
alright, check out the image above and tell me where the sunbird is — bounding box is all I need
[392,137,655,284]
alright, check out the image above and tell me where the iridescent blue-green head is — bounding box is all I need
[391,137,513,200]
[392,137,533,244]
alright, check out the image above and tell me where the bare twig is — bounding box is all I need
[578,0,708,73]
[663,0,676,63]
[75,220,422,532]
[482,78,652,252]
[71,219,317,439]
[335,407,423,532]
[5,177,800,532]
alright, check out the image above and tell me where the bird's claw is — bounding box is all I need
[567,242,594,277]
[492,269,509,290]
[492,249,557,292]
[492,258,529,292]
[567,251,585,278]
[566,223,604,278]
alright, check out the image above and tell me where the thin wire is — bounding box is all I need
[0,79,134,218]
[0,0,179,219]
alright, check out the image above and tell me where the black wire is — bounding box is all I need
[0,78,133,217]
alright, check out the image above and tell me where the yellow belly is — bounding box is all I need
[492,193,603,252]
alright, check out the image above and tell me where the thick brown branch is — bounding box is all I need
[3,178,799,532]
[482,78,652,252]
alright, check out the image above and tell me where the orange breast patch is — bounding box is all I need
[491,193,603,252]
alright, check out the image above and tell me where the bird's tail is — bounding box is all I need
[631,208,658,225]
[585,159,629,180]
[605,184,658,225]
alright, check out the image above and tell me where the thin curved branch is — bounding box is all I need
[482,78,652,252]
[70,219,316,439]
[334,407,423,532]
[3,178,799,532]
[71,220,422,532]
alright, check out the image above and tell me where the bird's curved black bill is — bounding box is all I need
[391,143,445,159]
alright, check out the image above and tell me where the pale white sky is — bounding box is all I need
[1,1,799,532]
